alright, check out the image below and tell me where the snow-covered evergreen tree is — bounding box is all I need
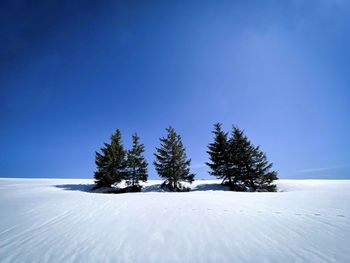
[206,123,235,185]
[154,127,195,191]
[94,129,126,188]
[230,126,278,192]
[207,123,278,192]
[125,133,148,191]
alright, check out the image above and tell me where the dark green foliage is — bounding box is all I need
[94,130,147,192]
[229,127,278,191]
[206,123,235,185]
[125,133,148,188]
[154,127,195,191]
[207,124,278,192]
[94,129,126,188]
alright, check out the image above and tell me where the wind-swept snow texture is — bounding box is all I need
[0,179,349,263]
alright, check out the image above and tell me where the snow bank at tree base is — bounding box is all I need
[0,179,349,263]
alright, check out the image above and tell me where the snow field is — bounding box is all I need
[0,179,349,263]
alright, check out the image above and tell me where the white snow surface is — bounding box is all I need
[0,178,349,263]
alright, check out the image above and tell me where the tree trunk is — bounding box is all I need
[250,178,256,191]
[221,176,227,185]
[132,167,136,187]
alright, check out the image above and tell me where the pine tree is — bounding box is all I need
[94,129,126,188]
[125,133,148,191]
[154,127,195,191]
[230,127,278,192]
[206,123,234,186]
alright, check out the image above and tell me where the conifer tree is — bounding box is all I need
[94,129,126,188]
[154,127,195,191]
[206,123,234,186]
[230,127,278,192]
[125,133,148,190]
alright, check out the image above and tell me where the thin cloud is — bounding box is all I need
[296,164,349,173]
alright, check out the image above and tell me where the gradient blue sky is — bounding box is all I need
[1,0,350,179]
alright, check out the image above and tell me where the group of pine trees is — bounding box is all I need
[206,123,278,192]
[94,130,148,192]
[94,127,194,192]
[94,124,278,192]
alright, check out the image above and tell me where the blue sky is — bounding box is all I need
[1,0,350,179]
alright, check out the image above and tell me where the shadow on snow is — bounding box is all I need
[191,183,230,192]
[54,183,229,193]
[54,184,95,192]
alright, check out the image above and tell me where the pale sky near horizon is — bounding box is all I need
[1,0,350,179]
